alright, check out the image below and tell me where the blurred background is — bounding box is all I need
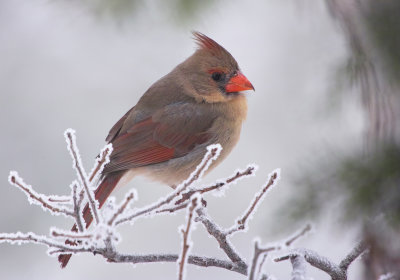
[1,0,399,279]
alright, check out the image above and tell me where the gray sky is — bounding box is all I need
[0,0,365,279]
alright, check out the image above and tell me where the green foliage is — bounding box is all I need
[287,145,400,228]
[364,1,400,84]
[59,0,217,23]
[339,145,400,223]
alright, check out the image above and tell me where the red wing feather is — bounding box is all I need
[102,116,211,175]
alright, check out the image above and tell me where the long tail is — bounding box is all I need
[58,172,124,268]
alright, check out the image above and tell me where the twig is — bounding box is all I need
[8,172,74,217]
[0,232,87,252]
[89,145,112,182]
[196,207,247,270]
[156,203,188,214]
[74,144,113,207]
[285,224,312,247]
[0,230,247,275]
[339,240,368,271]
[51,229,93,240]
[227,170,280,235]
[175,165,256,205]
[115,145,221,226]
[248,241,279,280]
[107,191,135,226]
[71,182,84,232]
[48,197,71,203]
[256,254,268,279]
[50,245,248,275]
[275,241,369,280]
[65,129,100,225]
[249,224,312,280]
[178,197,198,280]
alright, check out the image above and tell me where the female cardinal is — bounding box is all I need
[58,32,254,267]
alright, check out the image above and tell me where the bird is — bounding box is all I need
[58,31,254,268]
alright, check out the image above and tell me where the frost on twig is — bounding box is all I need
[227,169,280,235]
[248,224,312,280]
[65,129,101,225]
[107,190,136,226]
[115,144,222,226]
[8,172,74,218]
[174,165,257,205]
[177,195,200,280]
[274,240,368,280]
[71,181,85,232]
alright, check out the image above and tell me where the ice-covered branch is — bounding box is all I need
[248,241,277,280]
[115,144,221,226]
[107,190,136,226]
[228,169,280,235]
[290,254,307,280]
[274,241,368,280]
[0,232,85,252]
[71,181,85,232]
[339,240,367,271]
[175,165,256,205]
[8,172,74,217]
[88,144,113,182]
[196,207,247,270]
[8,128,366,279]
[65,129,100,225]
[177,196,199,280]
[248,224,311,280]
[51,229,93,240]
[53,246,248,275]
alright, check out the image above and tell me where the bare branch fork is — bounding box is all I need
[274,241,369,280]
[1,129,367,279]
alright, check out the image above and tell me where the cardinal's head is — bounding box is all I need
[179,32,254,103]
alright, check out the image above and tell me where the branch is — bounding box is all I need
[339,240,368,271]
[290,254,307,280]
[115,144,221,226]
[248,240,278,280]
[196,207,247,270]
[285,224,312,247]
[175,165,256,205]
[275,241,369,280]
[50,245,247,274]
[89,144,113,182]
[8,172,74,217]
[0,231,247,275]
[103,252,248,275]
[107,190,136,226]
[71,181,84,232]
[65,129,100,225]
[51,229,93,240]
[178,196,199,280]
[227,169,280,235]
[0,232,87,252]
[248,224,312,280]
[156,203,188,214]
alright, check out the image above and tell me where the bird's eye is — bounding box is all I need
[211,72,222,82]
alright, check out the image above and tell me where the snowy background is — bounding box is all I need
[0,0,365,279]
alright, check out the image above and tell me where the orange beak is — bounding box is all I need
[225,71,254,93]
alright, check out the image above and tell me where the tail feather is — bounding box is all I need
[58,172,124,268]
